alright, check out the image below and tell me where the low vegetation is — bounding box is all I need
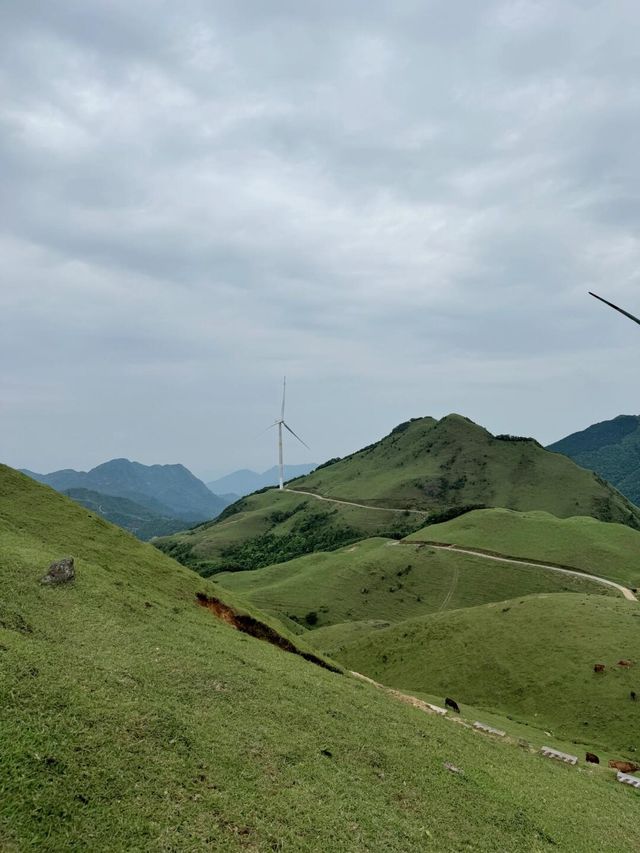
[5,466,640,850]
[330,594,640,755]
[406,507,640,588]
[216,537,616,633]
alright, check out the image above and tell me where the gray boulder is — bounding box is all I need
[40,557,75,585]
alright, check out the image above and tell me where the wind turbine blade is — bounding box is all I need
[283,422,310,450]
[589,292,640,327]
[281,376,286,420]
[256,422,278,437]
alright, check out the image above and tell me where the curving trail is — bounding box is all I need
[283,488,638,602]
[284,488,428,515]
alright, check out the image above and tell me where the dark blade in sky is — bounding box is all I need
[589,291,640,327]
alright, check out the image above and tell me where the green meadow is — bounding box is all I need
[331,594,640,756]
[406,507,640,588]
[215,537,616,633]
[2,465,639,851]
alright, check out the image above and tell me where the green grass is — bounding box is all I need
[332,594,640,755]
[405,508,640,588]
[289,414,640,526]
[3,465,640,851]
[216,538,616,634]
[159,413,640,577]
[156,489,422,576]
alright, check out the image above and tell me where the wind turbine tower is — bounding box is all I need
[271,377,309,490]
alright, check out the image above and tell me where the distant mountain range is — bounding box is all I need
[207,464,317,497]
[548,414,640,505]
[21,458,234,539]
[62,488,195,541]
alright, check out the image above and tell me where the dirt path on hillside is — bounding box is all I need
[405,542,638,602]
[282,488,638,602]
[284,488,428,515]
[439,563,460,611]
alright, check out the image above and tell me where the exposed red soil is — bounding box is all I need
[196,593,341,673]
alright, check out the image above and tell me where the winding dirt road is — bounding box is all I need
[284,487,638,602]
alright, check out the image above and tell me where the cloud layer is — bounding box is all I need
[2,1,640,477]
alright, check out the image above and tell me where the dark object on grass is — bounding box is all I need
[617,659,633,668]
[445,697,460,713]
[593,663,605,673]
[631,691,637,701]
[608,760,640,773]
[585,752,600,764]
[40,557,75,585]
[320,749,332,758]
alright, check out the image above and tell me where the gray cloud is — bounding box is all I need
[1,1,640,479]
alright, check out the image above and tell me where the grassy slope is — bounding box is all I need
[158,414,640,576]
[405,508,640,588]
[216,538,615,634]
[334,594,640,755]
[7,468,638,850]
[548,414,640,505]
[156,488,422,576]
[291,414,640,524]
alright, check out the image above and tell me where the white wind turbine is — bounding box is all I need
[270,377,310,490]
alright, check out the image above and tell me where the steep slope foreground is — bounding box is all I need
[549,414,640,505]
[23,458,230,522]
[160,414,640,575]
[4,466,639,851]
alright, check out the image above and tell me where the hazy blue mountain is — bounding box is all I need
[548,414,640,505]
[22,458,230,521]
[207,463,317,497]
[63,488,196,541]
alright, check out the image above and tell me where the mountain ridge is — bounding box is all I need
[548,414,640,505]
[22,457,230,522]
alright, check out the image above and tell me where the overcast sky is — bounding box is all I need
[2,1,640,481]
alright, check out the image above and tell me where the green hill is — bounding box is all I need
[405,508,640,589]
[548,414,640,505]
[156,488,423,576]
[7,466,640,850]
[331,594,640,756]
[215,537,616,635]
[291,414,640,521]
[63,487,196,541]
[158,414,640,575]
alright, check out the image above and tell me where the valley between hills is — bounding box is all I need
[3,412,640,851]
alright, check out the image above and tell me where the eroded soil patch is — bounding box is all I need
[196,593,341,673]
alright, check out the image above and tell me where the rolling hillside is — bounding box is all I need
[159,414,640,575]
[549,414,640,505]
[23,458,230,522]
[405,508,640,589]
[332,595,640,756]
[3,466,638,850]
[215,537,616,635]
[156,489,422,576]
